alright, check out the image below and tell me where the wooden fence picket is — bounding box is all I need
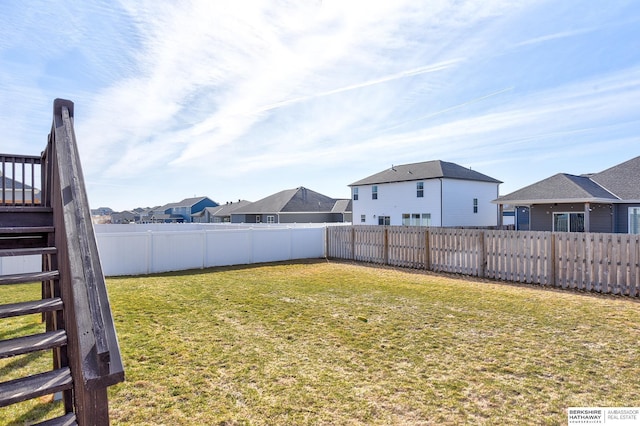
[326,226,639,297]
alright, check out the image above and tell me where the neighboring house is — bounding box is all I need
[1,175,41,204]
[230,187,351,224]
[91,207,114,216]
[160,196,219,223]
[349,160,502,226]
[192,200,252,223]
[493,156,640,233]
[111,210,136,224]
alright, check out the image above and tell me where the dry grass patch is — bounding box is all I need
[2,260,639,425]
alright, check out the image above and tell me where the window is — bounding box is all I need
[630,207,640,234]
[353,187,359,201]
[416,182,424,198]
[360,214,366,223]
[473,198,478,213]
[256,215,262,223]
[553,212,585,232]
[402,213,431,226]
[267,215,275,224]
[378,215,390,225]
[372,185,378,200]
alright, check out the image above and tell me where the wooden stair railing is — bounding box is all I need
[0,99,124,425]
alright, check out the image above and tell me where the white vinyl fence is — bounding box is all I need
[0,223,332,277]
[96,224,327,276]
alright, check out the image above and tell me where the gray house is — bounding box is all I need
[192,200,252,223]
[230,186,351,224]
[494,156,640,233]
[1,175,41,204]
[110,210,136,224]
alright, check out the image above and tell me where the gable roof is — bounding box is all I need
[232,187,339,214]
[590,155,640,200]
[349,160,501,186]
[495,156,640,204]
[161,196,217,211]
[192,200,252,217]
[331,199,352,213]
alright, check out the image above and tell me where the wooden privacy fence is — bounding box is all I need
[327,226,640,297]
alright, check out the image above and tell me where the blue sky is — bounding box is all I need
[1,1,639,211]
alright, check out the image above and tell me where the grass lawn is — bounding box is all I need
[2,260,640,425]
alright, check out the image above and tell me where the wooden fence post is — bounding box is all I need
[383,227,389,265]
[351,226,356,260]
[479,230,486,278]
[325,226,329,259]
[425,229,431,271]
[550,233,556,287]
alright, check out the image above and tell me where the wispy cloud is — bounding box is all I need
[2,0,639,209]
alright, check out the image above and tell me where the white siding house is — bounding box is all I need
[349,160,501,227]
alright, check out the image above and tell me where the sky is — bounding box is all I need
[1,0,639,211]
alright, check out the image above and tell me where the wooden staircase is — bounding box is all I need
[0,100,124,425]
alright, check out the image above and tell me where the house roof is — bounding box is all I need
[192,200,252,217]
[331,199,352,213]
[232,187,341,214]
[590,155,640,200]
[349,160,502,186]
[162,196,216,210]
[2,176,36,190]
[495,156,640,204]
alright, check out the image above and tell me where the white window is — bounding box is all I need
[360,214,366,223]
[402,213,431,226]
[372,186,378,200]
[553,212,584,232]
[378,215,390,225]
[353,187,358,201]
[416,182,424,198]
[267,215,275,223]
[473,198,478,213]
[256,215,261,223]
[629,207,640,234]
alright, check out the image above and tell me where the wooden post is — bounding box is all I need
[325,226,329,259]
[425,229,431,271]
[479,231,486,278]
[383,227,389,265]
[550,233,556,287]
[351,226,356,260]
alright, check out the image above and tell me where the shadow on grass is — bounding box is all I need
[0,320,44,340]
[6,399,64,426]
[0,351,46,377]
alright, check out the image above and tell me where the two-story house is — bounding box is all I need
[160,196,219,223]
[349,160,502,226]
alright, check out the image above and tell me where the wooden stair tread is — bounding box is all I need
[0,367,72,407]
[0,247,57,257]
[0,270,59,285]
[0,297,63,319]
[0,226,54,234]
[32,413,77,426]
[0,330,67,359]
[0,206,53,213]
